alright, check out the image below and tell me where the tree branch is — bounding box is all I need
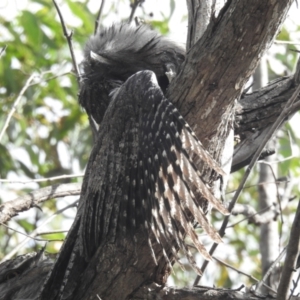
[256,247,286,293]
[0,45,7,58]
[186,0,212,50]
[0,183,81,223]
[133,285,300,300]
[276,200,300,299]
[52,0,79,78]
[128,0,144,24]
[0,173,83,184]
[53,0,98,141]
[232,56,300,171]
[171,0,293,152]
[213,256,276,293]
[1,200,78,262]
[230,203,278,226]
[0,73,36,143]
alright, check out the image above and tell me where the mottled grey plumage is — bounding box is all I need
[78,23,227,268]
[40,23,228,299]
[79,23,185,124]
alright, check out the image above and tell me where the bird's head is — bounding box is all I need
[79,23,185,124]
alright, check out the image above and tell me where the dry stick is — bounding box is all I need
[52,0,79,78]
[226,179,290,195]
[290,100,300,113]
[0,73,36,144]
[0,199,79,262]
[275,40,300,45]
[228,203,274,228]
[256,246,286,292]
[276,200,300,300]
[128,0,142,24]
[52,0,98,140]
[213,256,277,293]
[28,71,71,87]
[0,182,81,223]
[0,69,70,144]
[0,173,84,184]
[194,84,300,286]
[0,222,63,242]
[94,0,105,35]
[37,229,69,236]
[261,161,284,225]
[0,45,7,58]
[289,271,300,300]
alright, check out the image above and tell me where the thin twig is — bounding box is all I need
[53,0,80,80]
[37,229,69,236]
[128,0,143,24]
[289,271,300,300]
[194,84,300,286]
[256,246,286,292]
[0,45,7,58]
[226,179,289,195]
[213,256,277,293]
[228,204,274,228]
[0,173,84,184]
[289,100,300,114]
[277,200,300,300]
[0,200,78,263]
[94,0,105,35]
[274,40,300,45]
[0,222,64,242]
[0,73,36,144]
[134,16,142,26]
[53,0,98,141]
[260,161,284,224]
[0,69,71,144]
[256,128,295,164]
[28,71,71,87]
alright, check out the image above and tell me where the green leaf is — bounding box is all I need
[66,0,94,33]
[20,11,42,48]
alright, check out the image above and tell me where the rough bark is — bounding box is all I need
[233,57,300,171]
[170,0,293,153]
[135,285,300,300]
[2,250,300,300]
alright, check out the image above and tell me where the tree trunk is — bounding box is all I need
[252,58,280,293]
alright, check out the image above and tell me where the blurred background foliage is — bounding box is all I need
[0,0,300,289]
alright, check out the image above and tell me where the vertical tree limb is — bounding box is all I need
[276,200,300,300]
